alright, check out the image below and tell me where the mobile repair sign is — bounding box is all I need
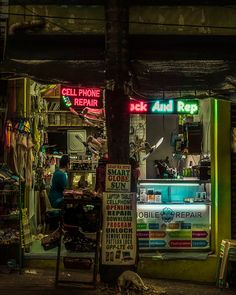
[105,164,131,192]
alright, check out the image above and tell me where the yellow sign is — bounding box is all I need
[105,164,131,192]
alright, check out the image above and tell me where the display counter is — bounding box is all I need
[137,178,211,250]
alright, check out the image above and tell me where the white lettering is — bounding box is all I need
[152,100,173,113]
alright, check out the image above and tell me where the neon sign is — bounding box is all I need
[152,100,174,113]
[177,100,198,115]
[129,101,148,113]
[61,87,101,98]
[61,86,102,110]
[130,99,199,115]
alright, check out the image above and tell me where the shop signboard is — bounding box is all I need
[130,99,199,115]
[137,204,210,249]
[105,164,131,192]
[60,86,103,110]
[102,192,137,265]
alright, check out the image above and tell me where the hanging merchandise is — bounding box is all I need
[78,107,105,128]
[5,120,12,149]
[80,107,105,122]
[25,135,34,187]
[61,91,105,128]
[142,137,164,161]
[4,120,19,175]
[32,116,40,153]
[6,118,33,185]
[87,135,106,154]
[16,132,27,181]
[10,129,19,176]
[21,208,32,249]
[75,133,107,156]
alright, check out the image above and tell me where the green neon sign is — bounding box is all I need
[177,100,199,115]
[152,100,174,113]
[149,99,199,115]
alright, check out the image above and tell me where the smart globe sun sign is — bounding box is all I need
[130,99,199,115]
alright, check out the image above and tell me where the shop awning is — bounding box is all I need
[2,34,236,97]
[1,58,236,98]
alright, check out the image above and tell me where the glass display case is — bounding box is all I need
[137,178,211,250]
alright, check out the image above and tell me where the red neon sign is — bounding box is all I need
[61,87,77,97]
[78,88,100,98]
[130,101,148,113]
[61,87,101,98]
[74,98,98,107]
[61,86,102,109]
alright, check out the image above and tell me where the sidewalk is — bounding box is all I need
[0,268,235,295]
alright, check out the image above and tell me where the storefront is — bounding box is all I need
[0,79,107,273]
[30,83,106,262]
[0,78,231,282]
[129,97,231,282]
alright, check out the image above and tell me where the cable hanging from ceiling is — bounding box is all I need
[4,10,236,31]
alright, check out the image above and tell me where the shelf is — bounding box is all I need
[0,182,22,271]
[47,125,87,130]
[0,190,18,193]
[43,96,60,101]
[139,178,211,184]
[0,214,19,221]
[46,154,62,159]
[137,202,211,206]
[68,170,96,173]
[0,242,20,246]
[60,251,96,258]
[70,160,98,163]
[47,110,70,113]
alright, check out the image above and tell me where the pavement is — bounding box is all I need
[0,267,236,295]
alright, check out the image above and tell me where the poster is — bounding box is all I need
[102,193,137,265]
[137,204,210,249]
[105,164,131,192]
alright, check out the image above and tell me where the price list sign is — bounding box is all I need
[102,193,136,265]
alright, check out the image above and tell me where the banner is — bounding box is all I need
[105,164,131,192]
[102,193,136,265]
[137,204,210,249]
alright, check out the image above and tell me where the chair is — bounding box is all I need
[217,239,236,288]
[41,190,62,233]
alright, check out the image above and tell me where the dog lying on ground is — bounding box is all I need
[117,270,148,293]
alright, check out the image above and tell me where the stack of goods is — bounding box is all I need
[63,230,96,252]
[0,228,20,245]
[0,164,19,189]
[41,227,61,250]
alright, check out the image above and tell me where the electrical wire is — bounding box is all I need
[0,11,105,22]
[20,4,73,34]
[3,10,236,31]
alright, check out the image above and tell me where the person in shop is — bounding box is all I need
[49,154,70,209]
[129,156,140,193]
[95,152,109,195]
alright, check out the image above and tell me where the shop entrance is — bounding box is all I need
[129,97,212,253]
